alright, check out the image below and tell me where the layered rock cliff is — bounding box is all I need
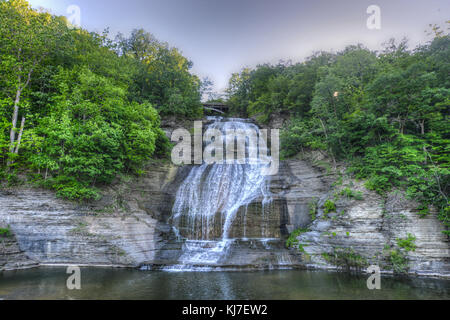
[0,161,181,270]
[273,153,449,278]
[0,223,37,271]
[0,155,448,276]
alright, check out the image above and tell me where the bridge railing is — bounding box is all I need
[203,104,229,114]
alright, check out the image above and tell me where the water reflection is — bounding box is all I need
[0,268,449,300]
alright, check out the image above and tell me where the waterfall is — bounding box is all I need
[167,118,273,269]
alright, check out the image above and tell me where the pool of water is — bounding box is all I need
[0,267,449,300]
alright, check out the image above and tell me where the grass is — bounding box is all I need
[0,226,12,238]
[286,228,310,249]
[323,200,336,215]
[339,187,364,200]
[396,234,417,252]
[308,198,318,221]
[322,247,369,270]
[388,249,409,274]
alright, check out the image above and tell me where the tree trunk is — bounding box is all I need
[7,87,22,169]
[14,116,26,154]
[319,118,337,169]
[420,120,427,164]
[9,86,22,153]
[8,64,34,169]
[10,49,22,153]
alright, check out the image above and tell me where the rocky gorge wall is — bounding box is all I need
[0,161,181,270]
[272,154,449,278]
[0,151,449,276]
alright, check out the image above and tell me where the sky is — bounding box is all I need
[29,0,449,93]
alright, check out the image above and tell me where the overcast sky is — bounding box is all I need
[29,0,449,93]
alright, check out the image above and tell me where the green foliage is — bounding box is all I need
[286,228,309,249]
[417,204,430,217]
[323,200,336,214]
[322,248,368,270]
[69,220,93,236]
[396,234,417,252]
[116,29,203,118]
[0,1,198,201]
[227,53,334,122]
[0,226,12,238]
[384,234,416,274]
[40,175,101,201]
[321,252,332,261]
[339,187,364,200]
[308,198,318,221]
[6,172,21,186]
[388,249,409,274]
[280,118,327,159]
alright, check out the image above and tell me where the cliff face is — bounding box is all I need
[0,162,182,270]
[292,184,450,277]
[273,155,449,278]
[0,157,448,276]
[0,223,37,271]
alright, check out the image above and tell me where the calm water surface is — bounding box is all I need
[0,267,449,300]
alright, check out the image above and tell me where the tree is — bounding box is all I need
[0,0,67,165]
[226,68,251,116]
[116,28,202,117]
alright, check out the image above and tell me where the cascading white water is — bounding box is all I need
[168,118,273,269]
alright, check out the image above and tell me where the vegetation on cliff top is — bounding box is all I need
[0,0,203,200]
[226,24,449,234]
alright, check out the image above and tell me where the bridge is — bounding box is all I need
[203,102,229,115]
